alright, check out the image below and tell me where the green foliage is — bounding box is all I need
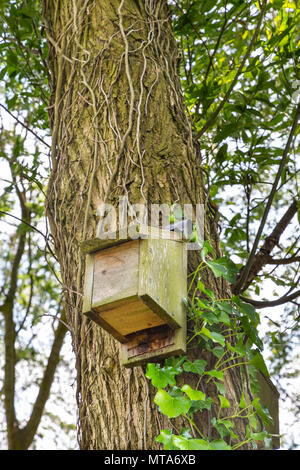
[170,0,300,448]
[172,0,299,264]
[146,244,273,450]
[0,0,49,129]
[0,0,76,449]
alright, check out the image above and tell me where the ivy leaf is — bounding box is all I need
[206,257,239,283]
[218,395,231,409]
[212,418,238,440]
[164,356,186,369]
[146,363,179,389]
[249,351,270,377]
[181,384,206,401]
[154,390,191,418]
[172,436,212,450]
[218,301,233,314]
[183,358,207,375]
[233,296,258,324]
[156,430,175,450]
[200,240,214,261]
[239,392,247,409]
[199,326,225,346]
[215,381,226,395]
[251,397,273,427]
[216,308,231,325]
[205,260,228,278]
[210,331,225,347]
[197,280,216,301]
[210,345,225,359]
[190,397,213,413]
[210,439,232,450]
[205,369,224,381]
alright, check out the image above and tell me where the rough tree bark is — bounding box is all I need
[42,0,250,449]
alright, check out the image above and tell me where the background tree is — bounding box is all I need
[0,0,299,449]
[0,1,76,449]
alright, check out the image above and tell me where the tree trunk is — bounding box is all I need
[43,0,249,449]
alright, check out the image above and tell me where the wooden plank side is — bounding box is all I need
[80,224,184,254]
[92,240,139,308]
[138,238,187,329]
[82,254,94,314]
[121,321,187,367]
[95,297,165,336]
[85,309,128,343]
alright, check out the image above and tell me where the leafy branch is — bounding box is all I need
[194,0,267,140]
[234,102,300,294]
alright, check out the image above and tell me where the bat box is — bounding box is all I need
[81,225,187,367]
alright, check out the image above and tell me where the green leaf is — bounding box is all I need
[249,431,270,442]
[239,392,247,409]
[197,280,216,301]
[154,390,191,418]
[216,143,228,163]
[249,351,270,377]
[233,296,258,324]
[181,384,206,401]
[206,369,224,381]
[218,301,234,314]
[183,358,207,375]
[200,326,225,346]
[215,381,226,395]
[251,397,273,427]
[189,397,213,412]
[210,345,225,359]
[210,331,225,347]
[210,439,232,450]
[217,309,231,325]
[165,356,186,369]
[212,418,238,440]
[172,436,212,450]
[205,257,238,283]
[218,395,231,409]
[156,430,175,450]
[145,363,179,389]
[205,260,228,278]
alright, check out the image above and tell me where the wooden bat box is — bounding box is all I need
[81,226,187,367]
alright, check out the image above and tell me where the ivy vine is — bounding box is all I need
[146,230,274,450]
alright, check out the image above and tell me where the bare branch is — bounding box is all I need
[233,100,300,294]
[266,255,300,265]
[232,198,298,292]
[18,313,68,449]
[240,289,300,309]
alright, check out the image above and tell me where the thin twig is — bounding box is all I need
[0,104,51,149]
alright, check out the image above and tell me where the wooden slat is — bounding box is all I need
[121,320,187,367]
[94,296,165,336]
[82,254,94,314]
[80,224,184,254]
[92,240,139,307]
[138,238,187,329]
[85,309,128,343]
